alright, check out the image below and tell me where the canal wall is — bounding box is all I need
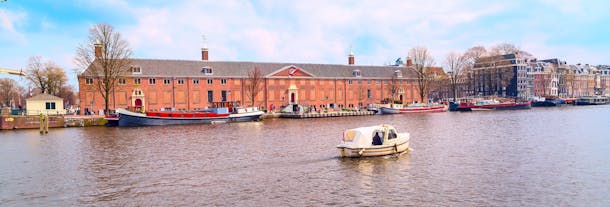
[0,115,106,130]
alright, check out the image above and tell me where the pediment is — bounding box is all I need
[266,65,315,78]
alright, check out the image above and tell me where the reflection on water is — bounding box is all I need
[1,105,609,206]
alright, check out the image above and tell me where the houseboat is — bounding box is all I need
[379,103,447,114]
[574,96,610,105]
[450,100,531,111]
[531,97,566,107]
[337,124,410,158]
[117,108,231,127]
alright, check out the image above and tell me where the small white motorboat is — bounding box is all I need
[337,124,410,157]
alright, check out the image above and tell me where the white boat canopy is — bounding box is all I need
[342,125,397,148]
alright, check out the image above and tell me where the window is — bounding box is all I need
[45,102,56,110]
[201,67,213,75]
[376,80,381,84]
[367,79,372,84]
[177,79,184,85]
[118,78,126,85]
[207,90,213,103]
[394,70,402,78]
[221,90,227,102]
[85,78,93,85]
[348,80,353,85]
[148,78,156,85]
[134,78,141,85]
[207,79,213,85]
[367,89,372,99]
[221,79,227,85]
[164,79,171,85]
[388,129,397,140]
[193,79,199,84]
[132,66,142,74]
[352,69,361,77]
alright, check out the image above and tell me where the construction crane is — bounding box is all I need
[0,67,26,76]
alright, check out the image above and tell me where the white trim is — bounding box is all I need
[265,65,316,78]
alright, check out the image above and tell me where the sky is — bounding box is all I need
[1,0,609,87]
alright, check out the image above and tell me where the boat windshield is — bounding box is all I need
[343,130,357,142]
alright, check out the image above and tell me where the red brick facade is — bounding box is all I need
[78,51,421,114]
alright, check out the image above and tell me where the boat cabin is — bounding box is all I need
[342,125,399,148]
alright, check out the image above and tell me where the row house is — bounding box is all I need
[527,59,567,97]
[78,45,422,115]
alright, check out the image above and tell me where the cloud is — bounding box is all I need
[0,8,27,44]
[110,0,516,66]
[2,0,610,90]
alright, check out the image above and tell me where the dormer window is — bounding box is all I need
[131,66,142,74]
[352,69,361,77]
[394,70,403,78]
[201,67,213,75]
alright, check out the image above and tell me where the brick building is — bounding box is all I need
[78,45,422,114]
[472,53,530,99]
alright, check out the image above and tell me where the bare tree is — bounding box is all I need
[25,56,68,96]
[244,67,264,106]
[462,46,487,96]
[75,23,132,115]
[387,75,400,104]
[489,43,533,57]
[0,78,22,107]
[489,43,520,55]
[444,51,466,101]
[409,46,435,103]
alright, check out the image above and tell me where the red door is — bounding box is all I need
[135,99,142,107]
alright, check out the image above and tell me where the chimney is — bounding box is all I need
[201,35,209,61]
[94,41,102,59]
[406,57,413,67]
[201,48,209,61]
[348,47,355,65]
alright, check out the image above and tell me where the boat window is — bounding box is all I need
[372,131,383,145]
[388,129,397,140]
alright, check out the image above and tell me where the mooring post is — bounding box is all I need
[39,113,49,134]
[44,115,49,133]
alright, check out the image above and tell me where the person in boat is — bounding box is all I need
[372,131,383,145]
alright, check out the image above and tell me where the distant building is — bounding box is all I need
[472,53,530,99]
[78,44,424,114]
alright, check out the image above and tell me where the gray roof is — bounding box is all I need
[83,58,418,79]
[27,93,62,101]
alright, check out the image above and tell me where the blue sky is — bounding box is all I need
[1,0,609,87]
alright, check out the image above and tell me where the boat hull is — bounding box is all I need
[458,102,531,111]
[337,140,410,157]
[117,109,229,127]
[229,111,264,122]
[379,105,447,114]
[574,96,610,105]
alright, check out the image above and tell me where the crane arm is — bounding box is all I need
[0,67,26,76]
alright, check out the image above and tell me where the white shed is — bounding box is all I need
[26,93,66,115]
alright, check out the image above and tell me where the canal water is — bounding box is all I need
[1,106,609,206]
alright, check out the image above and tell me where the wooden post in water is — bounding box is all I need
[39,113,49,134]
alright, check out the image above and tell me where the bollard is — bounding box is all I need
[39,113,49,134]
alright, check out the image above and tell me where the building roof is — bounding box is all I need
[82,58,419,79]
[26,93,62,101]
